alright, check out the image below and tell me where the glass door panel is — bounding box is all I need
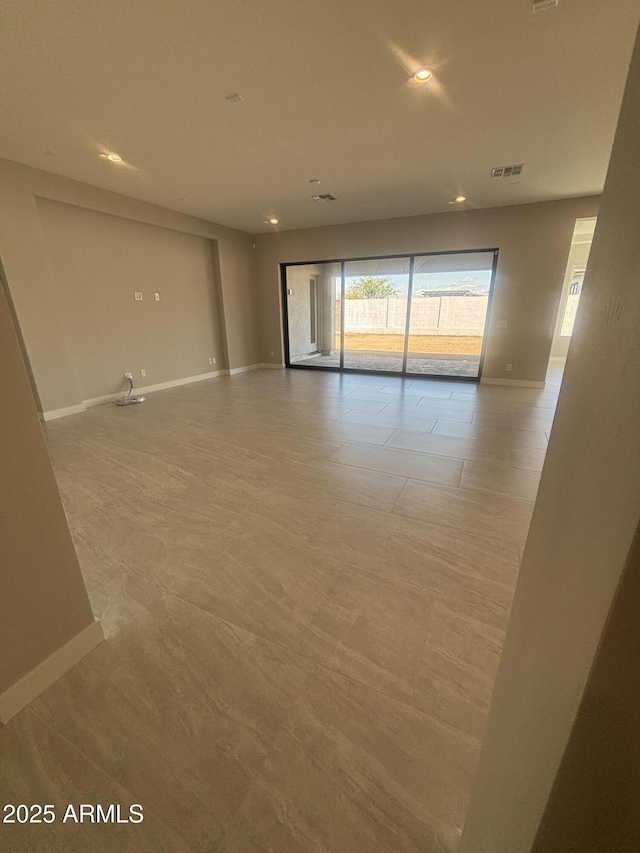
[284,262,341,368]
[406,251,495,377]
[342,257,411,372]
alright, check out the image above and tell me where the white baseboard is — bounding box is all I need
[228,363,262,375]
[0,620,104,725]
[83,370,226,409]
[481,377,546,388]
[40,403,88,422]
[40,365,287,421]
[41,369,227,420]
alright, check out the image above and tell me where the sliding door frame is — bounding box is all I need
[280,247,499,382]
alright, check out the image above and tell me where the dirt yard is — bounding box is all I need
[338,334,483,355]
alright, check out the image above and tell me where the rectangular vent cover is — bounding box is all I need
[532,0,558,11]
[491,164,525,179]
[312,193,337,202]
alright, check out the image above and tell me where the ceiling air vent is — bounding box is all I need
[225,92,244,104]
[532,0,558,11]
[312,193,337,202]
[491,164,525,179]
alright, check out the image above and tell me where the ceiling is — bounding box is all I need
[0,0,638,233]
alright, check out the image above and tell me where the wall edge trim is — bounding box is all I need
[0,620,104,725]
[481,377,546,388]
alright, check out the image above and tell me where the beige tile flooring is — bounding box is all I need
[0,364,563,852]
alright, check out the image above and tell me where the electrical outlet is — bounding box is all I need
[270,351,275,357]
[154,292,160,301]
[134,292,143,301]
[496,320,508,329]
[506,363,513,372]
[208,357,212,365]
[212,357,216,364]
[140,368,146,378]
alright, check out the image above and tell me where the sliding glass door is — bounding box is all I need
[342,257,410,372]
[406,251,495,377]
[282,249,497,380]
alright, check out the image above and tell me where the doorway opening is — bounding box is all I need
[551,217,597,360]
[281,249,498,380]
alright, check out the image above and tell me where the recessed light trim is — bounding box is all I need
[264,217,279,225]
[454,194,467,203]
[414,68,433,82]
[102,153,123,163]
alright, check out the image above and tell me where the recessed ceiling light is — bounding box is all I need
[454,194,467,203]
[265,217,279,225]
[414,68,433,82]
[102,153,123,163]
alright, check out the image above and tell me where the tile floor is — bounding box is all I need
[0,363,564,852]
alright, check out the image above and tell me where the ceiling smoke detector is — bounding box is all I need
[312,193,337,202]
[225,92,244,104]
[532,0,558,11]
[491,164,525,179]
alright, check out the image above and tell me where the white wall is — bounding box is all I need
[0,158,260,414]
[460,26,640,853]
[0,277,96,706]
[37,198,226,402]
[255,196,600,384]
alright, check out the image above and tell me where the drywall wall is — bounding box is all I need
[460,26,640,853]
[254,195,599,383]
[0,159,260,413]
[531,524,640,852]
[0,276,95,696]
[37,198,225,401]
